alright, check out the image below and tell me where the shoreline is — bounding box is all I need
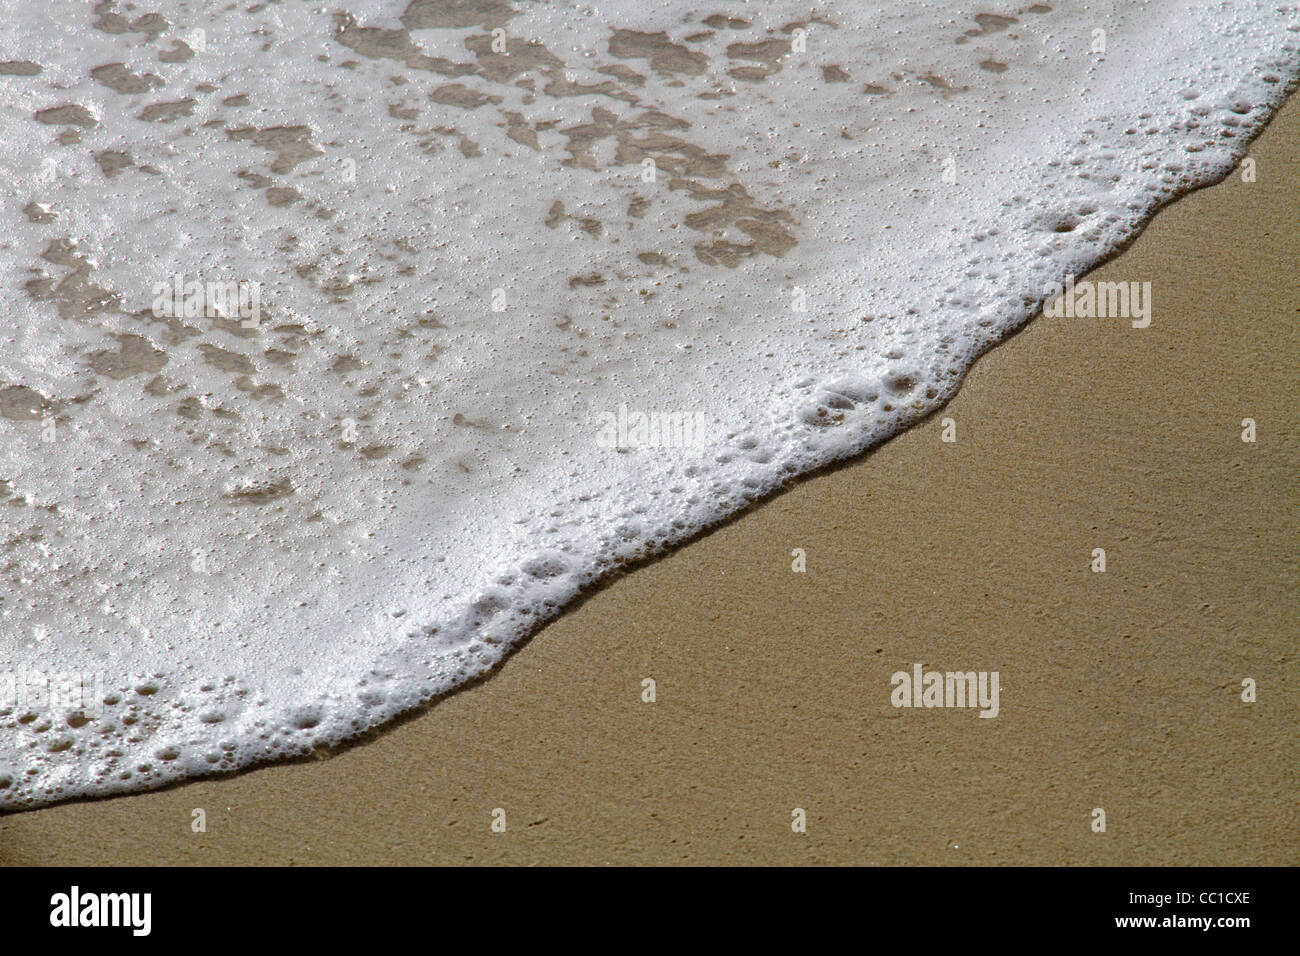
[2,93,1296,866]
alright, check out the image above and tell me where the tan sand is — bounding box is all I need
[2,96,1296,867]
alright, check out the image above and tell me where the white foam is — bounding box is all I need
[1,0,1296,807]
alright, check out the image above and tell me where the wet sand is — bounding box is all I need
[2,94,1296,867]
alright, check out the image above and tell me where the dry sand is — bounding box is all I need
[2,95,1296,867]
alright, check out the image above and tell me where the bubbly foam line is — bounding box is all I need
[1,1,1297,808]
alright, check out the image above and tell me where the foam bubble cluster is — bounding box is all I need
[1,0,1296,808]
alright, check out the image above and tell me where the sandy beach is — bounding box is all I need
[2,92,1295,867]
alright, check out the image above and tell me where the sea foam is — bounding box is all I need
[1,0,1297,808]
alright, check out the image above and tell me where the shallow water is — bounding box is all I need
[1,0,1296,808]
